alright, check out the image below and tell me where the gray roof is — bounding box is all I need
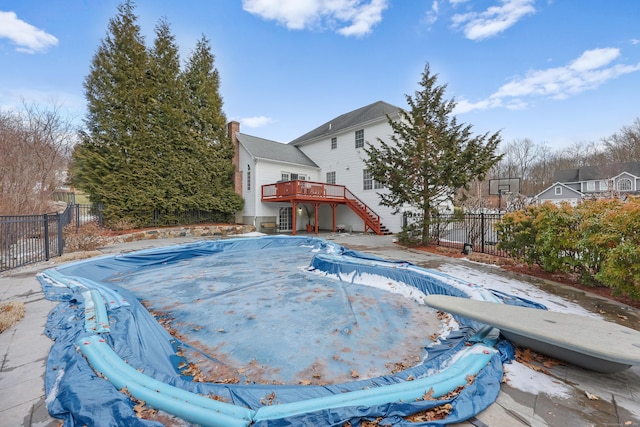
[236,133,318,168]
[554,162,640,182]
[535,182,583,199]
[289,100,402,146]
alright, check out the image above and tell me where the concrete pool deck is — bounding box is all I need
[1,232,639,426]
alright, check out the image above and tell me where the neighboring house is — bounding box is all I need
[535,162,640,205]
[230,100,409,234]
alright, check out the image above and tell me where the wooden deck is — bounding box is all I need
[261,180,389,235]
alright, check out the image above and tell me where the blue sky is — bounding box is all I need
[1,0,639,151]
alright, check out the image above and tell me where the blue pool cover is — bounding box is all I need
[38,235,541,426]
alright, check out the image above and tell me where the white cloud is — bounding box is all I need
[455,47,640,114]
[451,0,535,40]
[242,0,388,37]
[423,1,440,27]
[0,11,58,53]
[569,47,620,72]
[241,115,274,128]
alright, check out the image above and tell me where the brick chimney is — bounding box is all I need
[228,121,242,196]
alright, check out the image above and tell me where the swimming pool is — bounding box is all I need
[39,235,534,426]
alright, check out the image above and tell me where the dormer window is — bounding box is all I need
[555,186,562,195]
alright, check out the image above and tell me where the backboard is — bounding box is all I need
[489,178,521,195]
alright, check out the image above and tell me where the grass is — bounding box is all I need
[0,301,25,333]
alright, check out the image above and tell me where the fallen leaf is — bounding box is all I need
[585,391,599,400]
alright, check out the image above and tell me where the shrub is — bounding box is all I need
[496,206,540,266]
[596,242,640,300]
[532,202,579,273]
[63,222,108,252]
[497,197,640,300]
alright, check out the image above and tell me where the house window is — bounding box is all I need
[599,180,608,191]
[586,181,595,192]
[281,172,290,181]
[247,165,251,191]
[617,178,632,191]
[363,170,373,190]
[363,170,383,190]
[331,137,337,150]
[554,186,562,195]
[326,171,336,184]
[355,129,364,148]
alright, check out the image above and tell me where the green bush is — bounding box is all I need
[495,206,540,266]
[531,203,579,273]
[497,197,640,301]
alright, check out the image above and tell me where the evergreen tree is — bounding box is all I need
[181,36,243,216]
[72,2,242,226]
[364,64,503,244]
[73,0,152,225]
[147,17,188,215]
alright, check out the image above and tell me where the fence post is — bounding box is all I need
[43,214,50,261]
[57,212,64,256]
[481,213,486,254]
[75,203,80,233]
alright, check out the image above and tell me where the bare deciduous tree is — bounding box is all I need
[601,118,640,163]
[0,103,76,215]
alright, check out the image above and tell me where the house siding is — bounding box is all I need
[296,118,404,232]
[541,162,640,205]
[239,141,320,230]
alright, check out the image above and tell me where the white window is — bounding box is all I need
[247,165,251,191]
[555,186,562,195]
[599,180,608,191]
[331,137,337,150]
[281,172,290,181]
[326,171,336,184]
[617,178,632,191]
[363,170,383,190]
[355,129,364,148]
[586,181,595,192]
[363,170,373,190]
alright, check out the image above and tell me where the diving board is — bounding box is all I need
[424,294,640,373]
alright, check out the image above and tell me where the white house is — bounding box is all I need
[535,162,640,205]
[229,101,406,234]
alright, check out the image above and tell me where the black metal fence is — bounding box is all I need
[2,206,507,272]
[0,204,229,272]
[405,212,507,257]
[0,204,97,272]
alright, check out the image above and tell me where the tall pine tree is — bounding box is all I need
[364,64,503,244]
[147,18,188,216]
[181,36,242,215]
[72,2,242,226]
[73,0,152,225]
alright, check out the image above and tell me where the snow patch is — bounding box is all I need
[503,361,572,398]
[437,264,600,318]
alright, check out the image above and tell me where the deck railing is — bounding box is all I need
[343,188,381,232]
[262,180,346,200]
[261,180,383,233]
